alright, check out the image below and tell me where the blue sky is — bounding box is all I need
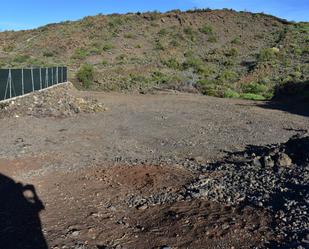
[0,0,308,31]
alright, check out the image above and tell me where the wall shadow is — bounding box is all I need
[257,80,309,118]
[256,100,309,117]
[0,173,48,249]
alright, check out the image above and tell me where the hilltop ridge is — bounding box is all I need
[0,9,308,99]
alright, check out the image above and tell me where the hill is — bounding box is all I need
[0,9,308,100]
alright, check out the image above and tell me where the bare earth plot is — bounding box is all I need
[0,89,308,249]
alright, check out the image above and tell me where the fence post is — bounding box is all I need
[31,67,34,92]
[21,68,24,95]
[56,67,59,84]
[51,68,54,85]
[45,68,48,88]
[39,68,42,90]
[9,69,12,99]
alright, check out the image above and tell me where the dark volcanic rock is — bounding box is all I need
[183,134,309,248]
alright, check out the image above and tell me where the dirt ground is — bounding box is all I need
[0,90,308,249]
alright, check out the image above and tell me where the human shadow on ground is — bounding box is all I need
[0,173,48,249]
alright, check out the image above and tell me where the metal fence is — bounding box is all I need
[0,67,68,101]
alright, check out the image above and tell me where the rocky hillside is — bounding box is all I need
[0,9,308,100]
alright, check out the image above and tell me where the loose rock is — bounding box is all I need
[0,83,106,118]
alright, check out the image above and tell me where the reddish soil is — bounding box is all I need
[1,158,273,249]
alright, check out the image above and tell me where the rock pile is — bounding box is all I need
[124,134,309,247]
[0,83,106,118]
[184,134,309,248]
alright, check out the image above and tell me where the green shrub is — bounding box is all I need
[77,64,94,88]
[27,58,43,67]
[184,27,194,35]
[154,40,165,51]
[124,33,135,39]
[129,74,148,86]
[102,43,114,51]
[290,70,302,79]
[231,37,241,45]
[151,71,169,84]
[82,18,95,28]
[88,46,101,55]
[101,60,108,66]
[13,55,30,63]
[183,56,215,76]
[225,48,238,57]
[170,39,180,47]
[43,51,54,57]
[197,80,220,96]
[223,59,235,67]
[0,62,6,68]
[241,82,274,99]
[208,35,217,43]
[224,89,240,98]
[167,9,182,13]
[257,48,279,62]
[184,50,194,58]
[240,93,266,100]
[163,58,182,70]
[199,25,213,35]
[184,27,197,41]
[302,46,309,55]
[72,48,88,59]
[116,54,127,63]
[147,11,161,21]
[130,73,147,82]
[158,28,168,36]
[218,70,238,82]
[242,82,268,95]
[183,56,203,70]
[108,16,124,29]
[3,45,14,52]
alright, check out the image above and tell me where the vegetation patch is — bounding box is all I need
[77,64,94,88]
[241,82,273,100]
[1,9,308,102]
[240,93,266,101]
[199,25,213,35]
[207,35,217,43]
[162,58,182,70]
[13,55,30,63]
[257,48,279,62]
[72,48,89,60]
[224,89,240,98]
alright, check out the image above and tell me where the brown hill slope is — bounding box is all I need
[0,9,308,99]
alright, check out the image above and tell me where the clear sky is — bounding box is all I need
[0,0,308,31]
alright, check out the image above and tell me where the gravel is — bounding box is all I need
[122,134,309,248]
[183,134,309,248]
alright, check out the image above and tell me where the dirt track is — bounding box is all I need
[0,91,308,249]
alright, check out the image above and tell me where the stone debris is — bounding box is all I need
[0,83,106,118]
[122,134,309,248]
[183,134,309,248]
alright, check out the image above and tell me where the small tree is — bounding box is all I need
[77,64,94,88]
